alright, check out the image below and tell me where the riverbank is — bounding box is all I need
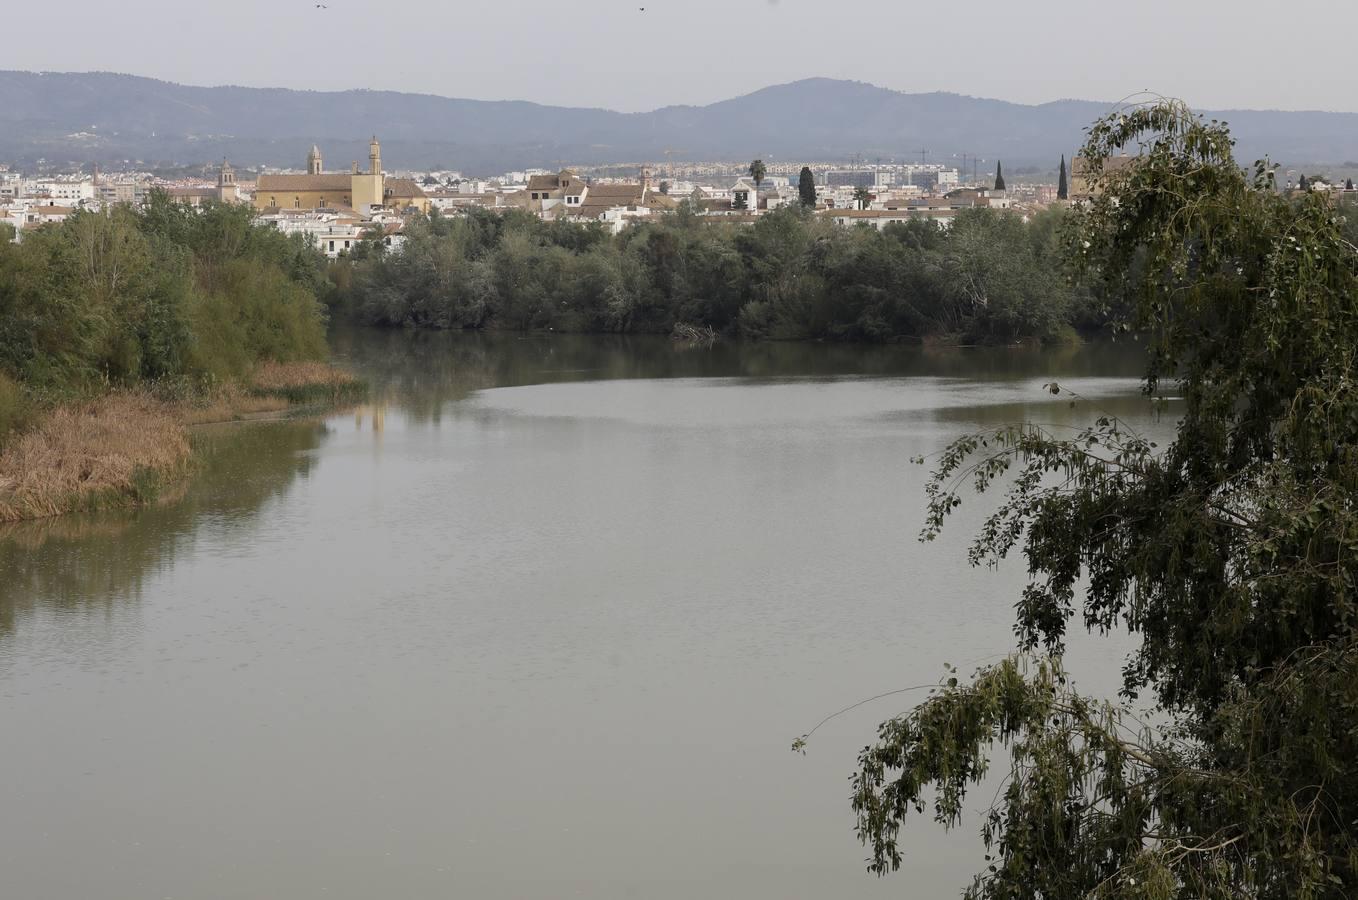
[0,362,365,523]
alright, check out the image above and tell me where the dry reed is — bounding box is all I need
[0,361,365,522]
[249,361,364,399]
[0,392,191,522]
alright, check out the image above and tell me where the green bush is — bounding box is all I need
[188,259,327,378]
[0,197,331,396]
[0,371,32,448]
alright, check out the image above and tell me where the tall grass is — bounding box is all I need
[0,392,191,522]
[248,361,367,405]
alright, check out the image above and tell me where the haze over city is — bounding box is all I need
[7,0,1356,112]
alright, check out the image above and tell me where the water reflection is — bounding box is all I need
[0,420,327,641]
[0,330,1162,900]
[330,327,1150,423]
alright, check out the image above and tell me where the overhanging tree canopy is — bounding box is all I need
[849,99,1358,898]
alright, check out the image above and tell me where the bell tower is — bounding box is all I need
[218,159,238,203]
[351,135,386,210]
[307,145,323,176]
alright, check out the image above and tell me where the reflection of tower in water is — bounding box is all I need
[353,404,386,433]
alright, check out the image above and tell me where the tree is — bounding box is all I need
[1057,155,1068,200]
[732,192,748,211]
[852,186,872,210]
[1300,173,1311,191]
[799,167,817,208]
[847,99,1358,897]
[1347,178,1354,191]
[993,161,1005,192]
[658,180,671,195]
[749,159,767,194]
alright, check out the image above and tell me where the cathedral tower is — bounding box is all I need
[351,135,386,210]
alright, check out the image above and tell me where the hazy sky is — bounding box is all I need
[9,0,1354,112]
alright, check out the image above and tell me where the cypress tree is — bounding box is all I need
[1057,155,1068,200]
[994,161,1006,192]
[1347,178,1354,191]
[798,167,817,208]
[1300,174,1310,191]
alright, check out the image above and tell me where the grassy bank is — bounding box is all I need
[0,195,359,522]
[0,362,364,524]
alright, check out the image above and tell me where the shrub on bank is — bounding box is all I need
[0,198,331,396]
[0,372,31,449]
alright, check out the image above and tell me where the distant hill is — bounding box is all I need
[2,71,1356,173]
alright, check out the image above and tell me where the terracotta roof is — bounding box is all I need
[587,183,645,200]
[256,174,353,192]
[527,172,586,195]
[384,178,428,199]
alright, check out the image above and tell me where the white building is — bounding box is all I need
[820,208,959,230]
[1,203,24,240]
[257,208,408,259]
[32,177,95,205]
[731,178,757,211]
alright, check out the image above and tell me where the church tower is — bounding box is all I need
[307,145,323,176]
[218,159,238,203]
[351,135,386,210]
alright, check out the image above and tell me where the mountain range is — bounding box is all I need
[2,71,1357,174]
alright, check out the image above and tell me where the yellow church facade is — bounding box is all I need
[254,138,429,213]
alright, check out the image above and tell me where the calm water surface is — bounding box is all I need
[0,331,1160,899]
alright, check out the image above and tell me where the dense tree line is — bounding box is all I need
[337,204,1105,344]
[0,193,330,436]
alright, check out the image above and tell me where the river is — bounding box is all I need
[0,330,1160,899]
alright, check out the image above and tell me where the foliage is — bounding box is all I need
[339,205,1086,343]
[1058,155,1068,200]
[994,161,1006,191]
[0,195,329,392]
[851,99,1358,897]
[0,371,31,446]
[798,167,817,208]
[749,158,767,191]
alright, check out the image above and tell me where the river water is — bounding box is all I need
[0,330,1159,899]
